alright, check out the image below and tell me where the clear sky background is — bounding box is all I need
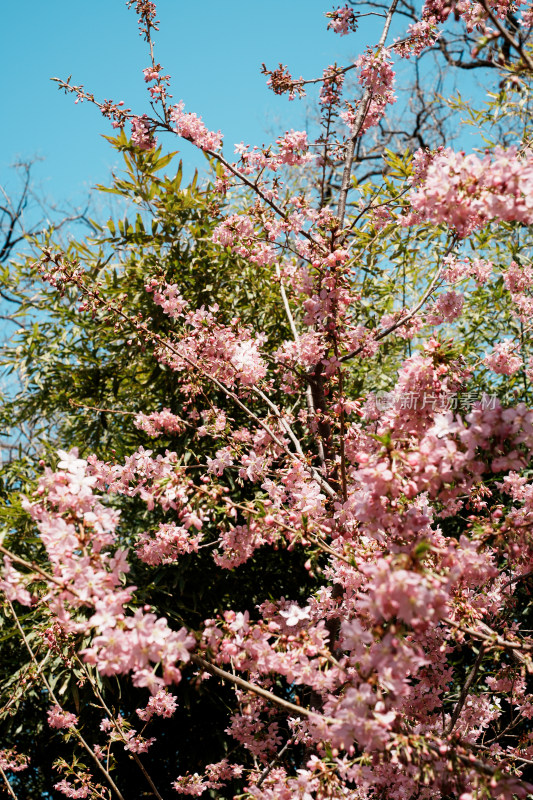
[1,1,389,211]
[1,0,490,220]
[0,1,490,404]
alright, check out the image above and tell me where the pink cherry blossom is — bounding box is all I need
[408,147,533,236]
[484,340,523,375]
[170,101,223,151]
[0,749,29,772]
[426,290,464,325]
[279,603,312,627]
[130,114,157,150]
[12,4,533,798]
[47,704,78,730]
[326,5,358,35]
[134,408,185,437]
[137,689,178,721]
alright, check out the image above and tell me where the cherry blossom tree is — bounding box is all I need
[2,0,533,798]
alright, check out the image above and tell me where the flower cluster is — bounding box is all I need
[130,114,157,150]
[354,47,396,133]
[47,704,79,730]
[137,689,178,721]
[134,408,185,437]
[54,779,92,799]
[325,5,358,36]
[484,340,523,375]
[408,147,533,236]
[170,102,223,151]
[12,449,196,692]
[8,2,533,799]
[0,749,29,772]
[149,294,268,388]
[260,63,306,100]
[425,290,464,325]
[393,19,439,57]
[442,255,493,284]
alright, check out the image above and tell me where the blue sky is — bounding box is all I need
[1,1,389,209]
[1,1,491,217]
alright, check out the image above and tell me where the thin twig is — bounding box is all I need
[444,645,485,735]
[274,263,326,464]
[477,0,533,71]
[190,654,335,724]
[5,599,126,800]
[76,659,164,800]
[256,734,296,788]
[500,569,533,591]
[340,237,456,362]
[0,544,82,600]
[42,253,337,499]
[336,0,400,230]
[445,617,533,665]
[0,764,18,800]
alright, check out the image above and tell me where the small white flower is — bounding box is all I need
[279,604,311,627]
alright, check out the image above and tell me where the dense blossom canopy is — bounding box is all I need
[2,0,533,798]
